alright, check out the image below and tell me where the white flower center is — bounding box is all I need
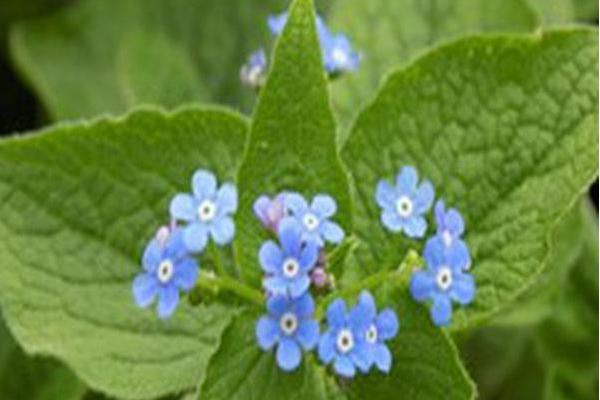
[303,213,319,231]
[332,47,348,66]
[197,200,217,222]
[442,230,453,247]
[436,266,453,291]
[282,258,300,278]
[157,259,174,284]
[396,196,413,218]
[336,329,354,354]
[279,312,298,335]
[366,324,378,344]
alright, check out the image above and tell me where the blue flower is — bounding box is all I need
[240,48,267,88]
[253,192,288,232]
[267,12,360,75]
[434,200,471,270]
[170,169,237,252]
[284,193,344,247]
[355,291,399,373]
[376,166,434,238]
[318,298,371,377]
[132,228,199,319]
[256,293,320,371]
[410,237,475,327]
[260,218,318,297]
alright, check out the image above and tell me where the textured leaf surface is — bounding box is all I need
[9,0,283,120]
[235,0,351,286]
[342,29,599,329]
[0,107,247,398]
[328,0,538,140]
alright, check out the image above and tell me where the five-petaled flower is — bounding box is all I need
[170,169,237,252]
[376,166,434,238]
[434,200,471,270]
[132,227,199,319]
[284,193,344,247]
[253,192,288,232]
[260,218,319,297]
[356,291,399,373]
[318,298,371,377]
[410,237,475,326]
[256,293,320,371]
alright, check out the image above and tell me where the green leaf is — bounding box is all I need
[342,29,599,329]
[0,312,86,400]
[234,0,352,286]
[0,107,248,398]
[9,0,282,120]
[328,0,538,141]
[526,0,576,24]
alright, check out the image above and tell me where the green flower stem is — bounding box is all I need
[196,270,264,306]
[208,242,227,277]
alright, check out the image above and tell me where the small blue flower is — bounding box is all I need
[355,291,399,373]
[253,192,288,232]
[256,293,320,371]
[132,228,199,319]
[434,200,471,270]
[318,298,371,377]
[240,48,267,88]
[284,193,344,247]
[322,33,361,74]
[170,169,237,252]
[410,237,475,327]
[376,166,434,238]
[260,218,318,297]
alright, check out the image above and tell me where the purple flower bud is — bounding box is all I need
[253,193,288,232]
[311,267,328,288]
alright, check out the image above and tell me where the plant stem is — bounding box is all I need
[196,270,264,306]
[209,242,227,277]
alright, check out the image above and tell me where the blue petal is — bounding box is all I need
[321,221,344,244]
[289,276,310,298]
[259,241,283,274]
[403,216,427,238]
[373,344,392,372]
[376,309,399,341]
[423,237,445,270]
[216,183,237,215]
[278,218,302,256]
[450,273,475,305]
[209,216,235,245]
[266,294,288,317]
[296,320,319,350]
[157,285,179,319]
[285,193,309,216]
[311,195,336,218]
[333,355,356,377]
[192,169,217,200]
[447,240,471,271]
[253,195,271,226]
[162,228,188,260]
[326,299,347,328]
[430,294,452,327]
[318,331,336,363]
[169,193,197,222]
[434,200,446,230]
[183,223,209,252]
[173,258,199,291]
[357,291,377,321]
[350,341,371,373]
[263,276,287,297]
[276,338,302,371]
[375,180,396,209]
[291,293,315,317]
[445,208,465,237]
[396,166,418,194]
[381,210,403,232]
[256,316,280,350]
[349,303,371,334]
[142,240,162,272]
[132,273,158,308]
[299,241,318,272]
[303,231,324,248]
[413,181,434,214]
[410,270,434,302]
[267,12,287,35]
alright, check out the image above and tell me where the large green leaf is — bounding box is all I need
[234,0,352,286]
[342,29,599,330]
[9,0,285,120]
[0,107,248,399]
[328,0,538,141]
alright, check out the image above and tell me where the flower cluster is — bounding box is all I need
[132,169,237,318]
[254,192,399,375]
[375,166,476,326]
[241,12,360,88]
